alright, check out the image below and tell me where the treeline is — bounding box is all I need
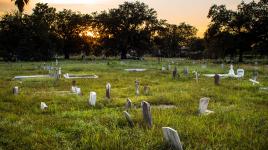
[205,0,268,62]
[0,1,267,61]
[0,2,198,61]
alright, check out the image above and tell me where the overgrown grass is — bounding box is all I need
[0,58,268,149]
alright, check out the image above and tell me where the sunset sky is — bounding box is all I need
[0,0,255,37]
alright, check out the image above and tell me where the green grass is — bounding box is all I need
[0,58,268,149]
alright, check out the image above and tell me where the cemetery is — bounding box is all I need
[0,59,267,149]
[0,0,268,149]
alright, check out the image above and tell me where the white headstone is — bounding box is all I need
[162,66,166,71]
[199,97,214,115]
[89,92,97,106]
[40,102,48,110]
[237,69,244,78]
[162,127,183,150]
[13,86,19,95]
[228,64,235,76]
[75,87,81,95]
[71,86,76,93]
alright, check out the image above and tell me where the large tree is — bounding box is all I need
[95,1,159,59]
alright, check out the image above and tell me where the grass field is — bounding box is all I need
[0,58,268,150]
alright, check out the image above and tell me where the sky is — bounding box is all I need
[0,0,256,37]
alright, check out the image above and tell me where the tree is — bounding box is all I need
[95,1,159,59]
[57,9,92,59]
[11,0,29,13]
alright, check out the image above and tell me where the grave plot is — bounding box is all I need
[63,73,98,79]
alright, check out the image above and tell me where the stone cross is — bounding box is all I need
[135,80,139,96]
[123,111,134,128]
[125,98,132,110]
[41,102,48,110]
[214,74,220,85]
[162,127,183,150]
[183,67,189,76]
[141,101,152,128]
[199,97,214,115]
[13,86,19,95]
[106,82,111,99]
[89,92,97,106]
[173,67,178,79]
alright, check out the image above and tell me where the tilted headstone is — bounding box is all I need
[13,86,19,95]
[89,92,97,106]
[125,98,132,110]
[41,102,48,110]
[144,85,149,95]
[228,64,235,76]
[214,74,220,85]
[123,111,134,127]
[237,69,244,78]
[135,80,140,96]
[106,83,111,99]
[183,67,189,76]
[173,67,178,79]
[199,97,214,115]
[141,101,152,128]
[162,127,183,150]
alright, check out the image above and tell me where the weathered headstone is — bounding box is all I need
[173,67,178,79]
[168,63,171,71]
[252,70,258,81]
[198,97,214,115]
[143,84,149,95]
[141,101,152,128]
[89,92,97,106]
[162,66,166,71]
[237,69,244,78]
[40,102,48,110]
[13,86,19,95]
[125,98,132,110]
[162,127,183,150]
[123,111,134,127]
[221,63,224,69]
[183,67,189,76]
[106,82,111,99]
[194,71,198,82]
[214,74,220,85]
[135,80,139,96]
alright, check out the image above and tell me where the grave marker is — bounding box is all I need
[199,97,214,115]
[141,101,152,128]
[143,85,149,95]
[13,86,19,95]
[162,127,183,150]
[125,98,132,110]
[135,80,140,96]
[89,92,97,106]
[123,111,134,127]
[237,69,244,78]
[214,74,220,85]
[40,102,48,110]
[106,83,111,99]
[228,64,235,76]
[173,67,178,79]
[183,67,189,76]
